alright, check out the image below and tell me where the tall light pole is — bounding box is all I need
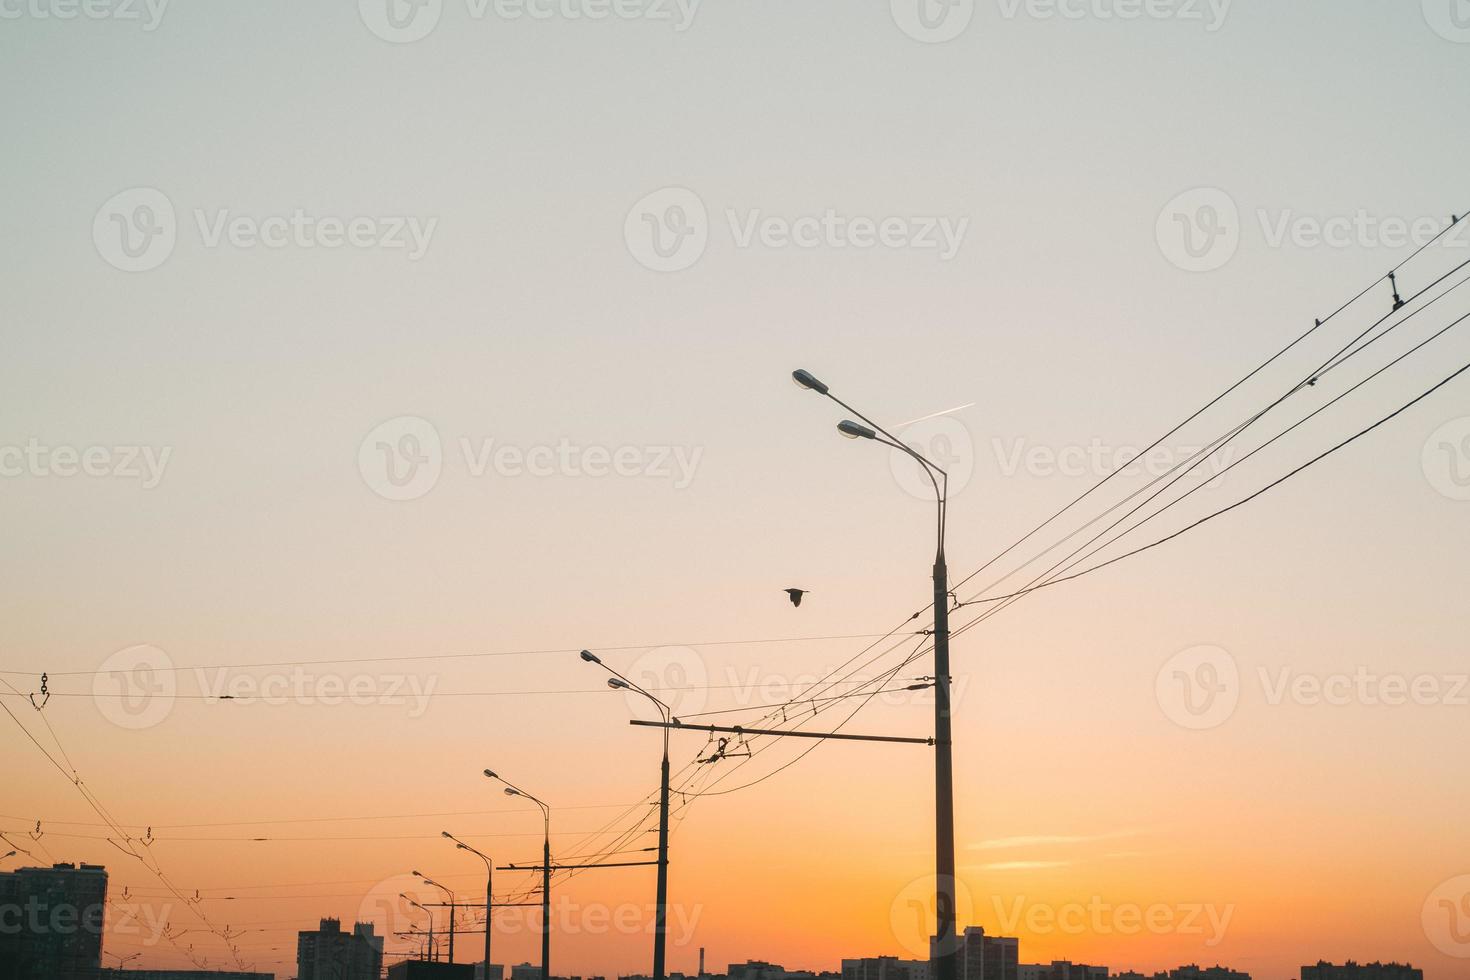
[444,832,493,977]
[414,871,456,963]
[486,769,551,980]
[402,894,435,962]
[405,925,434,962]
[580,648,674,980]
[792,367,957,980]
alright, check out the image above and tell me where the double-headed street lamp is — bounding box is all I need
[580,649,675,980]
[486,769,551,980]
[443,832,493,974]
[401,893,436,962]
[404,925,434,962]
[792,367,958,980]
[413,872,456,963]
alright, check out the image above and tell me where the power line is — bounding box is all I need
[5,674,904,703]
[0,802,639,831]
[948,230,1467,605]
[934,249,1469,656]
[677,682,932,719]
[951,347,1470,625]
[952,278,1470,620]
[0,680,255,971]
[0,632,896,679]
[0,827,627,843]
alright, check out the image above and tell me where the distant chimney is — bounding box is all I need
[700,948,706,976]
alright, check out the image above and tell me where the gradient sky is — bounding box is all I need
[4,1,1470,978]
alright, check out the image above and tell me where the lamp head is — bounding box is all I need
[607,677,630,690]
[792,369,829,395]
[483,769,497,779]
[838,420,877,440]
[441,831,451,839]
[504,787,519,797]
[579,649,601,664]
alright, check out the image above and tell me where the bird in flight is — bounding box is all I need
[784,588,809,607]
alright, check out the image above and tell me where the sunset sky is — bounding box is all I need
[4,2,1470,979]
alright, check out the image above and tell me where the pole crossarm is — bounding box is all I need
[629,718,934,745]
[499,860,659,871]
[399,926,529,936]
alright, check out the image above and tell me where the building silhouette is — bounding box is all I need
[842,955,931,980]
[729,963,802,980]
[0,862,108,980]
[388,962,477,979]
[956,926,1018,980]
[1114,967,1251,980]
[99,971,274,980]
[1019,962,1107,980]
[727,962,838,980]
[296,917,383,980]
[1300,963,1423,980]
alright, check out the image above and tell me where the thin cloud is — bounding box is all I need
[969,829,1147,851]
[895,402,976,428]
[1100,849,1157,861]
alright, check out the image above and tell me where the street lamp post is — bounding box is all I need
[792,367,958,980]
[404,925,433,962]
[580,649,674,980]
[485,770,551,980]
[414,872,456,963]
[444,832,494,978]
[402,894,436,962]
